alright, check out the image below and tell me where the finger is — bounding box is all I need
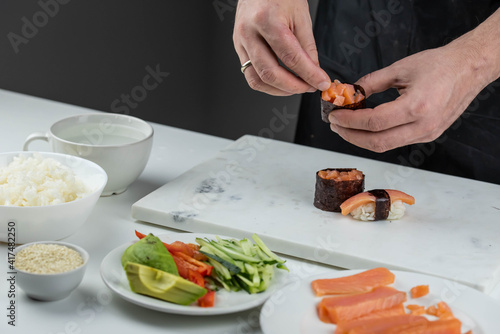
[355,65,402,97]
[262,26,331,91]
[330,121,428,153]
[328,96,417,132]
[244,65,295,96]
[235,47,294,96]
[244,33,317,94]
[293,14,320,67]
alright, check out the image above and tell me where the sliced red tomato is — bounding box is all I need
[187,243,200,251]
[166,241,195,257]
[135,230,147,239]
[172,255,200,279]
[198,290,215,308]
[188,269,205,287]
[188,270,215,307]
[173,251,213,276]
[171,255,189,279]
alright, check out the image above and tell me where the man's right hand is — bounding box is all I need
[233,0,331,96]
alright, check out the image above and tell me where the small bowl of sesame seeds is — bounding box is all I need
[13,241,89,301]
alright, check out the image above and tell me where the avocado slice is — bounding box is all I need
[125,262,207,305]
[121,233,179,275]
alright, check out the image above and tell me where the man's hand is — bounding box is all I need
[233,0,331,96]
[328,9,500,152]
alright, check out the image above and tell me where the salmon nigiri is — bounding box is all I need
[340,189,415,221]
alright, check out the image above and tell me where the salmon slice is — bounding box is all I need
[334,95,346,106]
[328,80,346,97]
[343,84,356,104]
[427,301,455,319]
[322,79,365,106]
[334,314,428,334]
[424,318,462,334]
[407,304,426,315]
[410,285,430,299]
[354,91,365,103]
[317,169,364,181]
[340,189,415,216]
[318,286,407,324]
[317,302,332,323]
[311,268,395,296]
[354,303,406,321]
[321,90,331,101]
[426,305,438,316]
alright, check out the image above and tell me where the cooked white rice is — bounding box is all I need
[15,243,84,274]
[350,200,406,221]
[0,153,90,206]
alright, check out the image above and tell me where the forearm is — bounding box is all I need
[447,8,500,87]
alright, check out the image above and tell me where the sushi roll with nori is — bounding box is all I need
[314,168,365,212]
[340,189,415,221]
[321,80,366,123]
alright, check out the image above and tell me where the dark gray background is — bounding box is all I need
[0,0,319,142]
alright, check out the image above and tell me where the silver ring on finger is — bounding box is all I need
[240,60,252,74]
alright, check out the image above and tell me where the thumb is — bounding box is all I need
[355,66,399,98]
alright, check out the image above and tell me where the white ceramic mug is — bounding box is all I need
[24,113,154,196]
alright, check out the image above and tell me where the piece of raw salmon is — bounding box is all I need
[312,268,395,296]
[335,314,428,334]
[318,286,407,324]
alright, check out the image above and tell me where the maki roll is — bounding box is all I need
[314,168,365,212]
[340,189,415,221]
[321,79,366,123]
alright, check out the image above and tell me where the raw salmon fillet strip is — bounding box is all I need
[318,286,407,324]
[312,267,395,296]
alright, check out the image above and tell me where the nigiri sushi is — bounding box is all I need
[320,80,366,123]
[340,189,415,221]
[314,168,365,212]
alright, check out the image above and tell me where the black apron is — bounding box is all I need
[295,0,500,185]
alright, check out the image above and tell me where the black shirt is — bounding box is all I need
[295,0,500,184]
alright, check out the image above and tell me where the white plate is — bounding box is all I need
[100,233,289,316]
[260,270,500,334]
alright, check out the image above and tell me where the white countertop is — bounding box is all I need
[131,134,500,293]
[1,89,499,334]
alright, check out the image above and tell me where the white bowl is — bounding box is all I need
[23,113,154,196]
[0,151,107,244]
[13,241,89,301]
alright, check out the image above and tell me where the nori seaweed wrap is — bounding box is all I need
[313,168,365,212]
[368,189,391,220]
[321,83,366,123]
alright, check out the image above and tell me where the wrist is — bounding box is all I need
[447,9,500,86]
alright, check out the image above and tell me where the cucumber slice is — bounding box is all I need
[207,257,232,280]
[196,234,288,295]
[197,239,237,264]
[240,238,255,257]
[252,234,286,264]
[200,250,241,275]
[209,240,261,263]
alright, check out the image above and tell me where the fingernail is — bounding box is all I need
[307,87,316,93]
[318,81,331,91]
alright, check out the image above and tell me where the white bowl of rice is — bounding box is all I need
[13,240,89,301]
[0,151,107,244]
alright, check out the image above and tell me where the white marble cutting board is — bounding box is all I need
[132,135,500,294]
